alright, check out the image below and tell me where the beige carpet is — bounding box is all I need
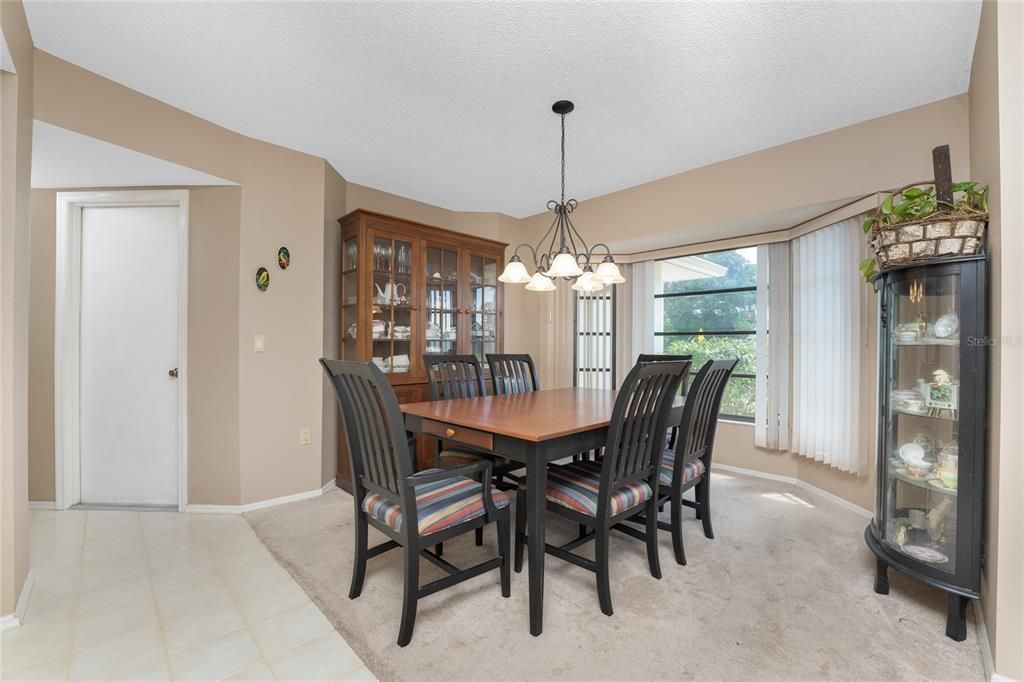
[245,471,985,681]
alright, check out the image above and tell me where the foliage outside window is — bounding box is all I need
[655,248,758,420]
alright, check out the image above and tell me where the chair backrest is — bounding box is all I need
[597,361,687,513]
[486,353,540,395]
[673,359,738,468]
[637,353,693,395]
[319,359,414,503]
[424,354,486,401]
[636,354,693,364]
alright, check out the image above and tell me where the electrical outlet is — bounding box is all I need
[252,334,265,352]
[299,427,312,445]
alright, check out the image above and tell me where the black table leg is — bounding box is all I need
[874,557,890,595]
[945,593,968,641]
[526,444,547,636]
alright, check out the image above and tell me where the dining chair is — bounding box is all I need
[513,360,687,616]
[424,354,517,548]
[320,358,510,647]
[486,353,540,395]
[637,353,693,450]
[628,358,737,566]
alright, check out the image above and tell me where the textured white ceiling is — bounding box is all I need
[32,121,235,188]
[25,1,981,217]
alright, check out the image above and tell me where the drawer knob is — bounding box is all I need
[445,427,456,438]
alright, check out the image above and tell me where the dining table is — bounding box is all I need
[400,386,684,636]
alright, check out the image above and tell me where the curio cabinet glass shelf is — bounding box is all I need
[865,255,987,642]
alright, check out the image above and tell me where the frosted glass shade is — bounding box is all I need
[571,270,605,293]
[525,272,556,292]
[595,260,625,284]
[546,251,584,278]
[498,259,531,284]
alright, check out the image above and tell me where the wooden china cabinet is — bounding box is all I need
[336,209,507,491]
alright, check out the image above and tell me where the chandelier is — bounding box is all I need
[498,100,624,293]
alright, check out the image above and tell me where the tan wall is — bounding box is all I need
[970,1,1024,678]
[970,0,1002,663]
[503,96,970,512]
[345,183,510,242]
[186,187,242,505]
[234,143,327,505]
[31,52,339,506]
[0,0,34,617]
[28,187,244,506]
[27,191,54,502]
[321,163,347,486]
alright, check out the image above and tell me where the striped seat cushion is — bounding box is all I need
[545,460,652,517]
[361,470,510,537]
[659,449,706,487]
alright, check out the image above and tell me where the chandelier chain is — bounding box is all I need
[560,113,566,204]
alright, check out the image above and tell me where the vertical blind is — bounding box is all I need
[791,217,865,474]
[755,243,790,450]
[574,290,615,389]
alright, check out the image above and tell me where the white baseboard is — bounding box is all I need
[320,479,338,495]
[0,571,35,632]
[715,463,872,518]
[186,481,338,515]
[28,501,56,510]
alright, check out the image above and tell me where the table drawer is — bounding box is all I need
[422,419,493,451]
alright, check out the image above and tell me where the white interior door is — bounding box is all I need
[79,205,180,506]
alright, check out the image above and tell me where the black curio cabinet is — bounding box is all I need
[865,255,987,642]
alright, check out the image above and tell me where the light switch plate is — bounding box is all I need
[299,427,312,445]
[252,334,265,352]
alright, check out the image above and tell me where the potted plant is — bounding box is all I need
[860,179,988,281]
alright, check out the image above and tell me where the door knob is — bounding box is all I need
[168,368,179,379]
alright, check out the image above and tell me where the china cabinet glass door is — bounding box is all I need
[370,234,414,374]
[468,254,498,364]
[425,245,460,356]
[341,236,359,360]
[880,269,962,572]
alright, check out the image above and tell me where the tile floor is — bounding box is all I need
[1,509,374,681]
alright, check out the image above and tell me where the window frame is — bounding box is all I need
[655,250,758,423]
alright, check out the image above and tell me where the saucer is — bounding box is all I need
[902,545,949,564]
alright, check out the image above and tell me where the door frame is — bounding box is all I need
[54,190,190,511]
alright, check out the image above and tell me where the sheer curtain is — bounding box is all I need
[791,217,865,474]
[755,243,790,450]
[614,261,658,386]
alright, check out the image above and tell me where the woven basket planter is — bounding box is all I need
[868,184,987,270]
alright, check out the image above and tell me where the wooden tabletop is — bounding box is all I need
[400,388,620,442]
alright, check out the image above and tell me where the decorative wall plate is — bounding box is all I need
[278,246,290,270]
[255,267,270,292]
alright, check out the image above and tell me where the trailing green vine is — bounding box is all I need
[860,181,988,280]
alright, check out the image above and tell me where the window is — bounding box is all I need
[654,247,758,420]
[574,290,615,389]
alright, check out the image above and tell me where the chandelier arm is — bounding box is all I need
[588,243,614,261]
[564,213,581,261]
[510,242,542,271]
[542,213,563,272]
[564,212,592,264]
[530,211,563,271]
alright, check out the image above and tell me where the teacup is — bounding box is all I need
[905,460,932,477]
[938,468,958,490]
